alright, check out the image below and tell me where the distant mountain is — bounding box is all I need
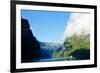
[39,41,63,51]
[38,41,66,59]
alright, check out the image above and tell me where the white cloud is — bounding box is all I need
[63,13,90,39]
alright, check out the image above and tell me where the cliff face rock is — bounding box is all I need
[21,18,41,62]
[70,49,90,60]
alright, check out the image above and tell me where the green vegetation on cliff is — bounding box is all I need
[53,32,90,60]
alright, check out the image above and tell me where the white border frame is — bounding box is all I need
[16,4,95,69]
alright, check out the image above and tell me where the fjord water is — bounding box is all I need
[32,42,66,62]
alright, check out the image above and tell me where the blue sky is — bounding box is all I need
[21,10,70,43]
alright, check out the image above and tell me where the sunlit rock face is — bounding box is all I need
[64,13,90,39]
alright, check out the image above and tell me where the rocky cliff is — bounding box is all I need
[21,18,41,62]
